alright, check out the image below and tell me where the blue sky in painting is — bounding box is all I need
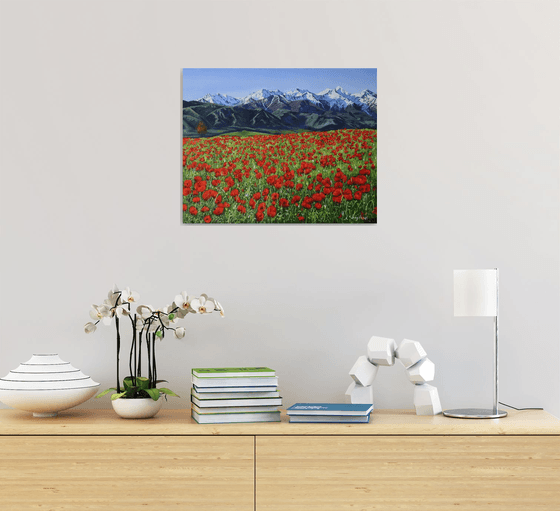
[182,68,377,101]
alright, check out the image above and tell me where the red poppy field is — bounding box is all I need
[182,129,377,224]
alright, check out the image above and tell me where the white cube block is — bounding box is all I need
[407,357,435,384]
[345,381,374,405]
[413,384,442,415]
[396,339,427,368]
[349,355,379,386]
[367,336,397,366]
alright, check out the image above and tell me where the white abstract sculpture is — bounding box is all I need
[349,355,378,386]
[345,381,375,405]
[413,383,442,415]
[406,357,435,384]
[367,336,397,366]
[346,337,442,415]
[396,339,426,368]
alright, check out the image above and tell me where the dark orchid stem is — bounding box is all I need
[152,332,157,388]
[137,330,142,377]
[129,315,136,388]
[115,316,121,393]
[147,336,152,386]
[133,315,137,386]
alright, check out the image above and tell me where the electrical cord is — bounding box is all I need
[499,401,543,411]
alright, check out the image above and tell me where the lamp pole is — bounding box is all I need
[493,268,499,416]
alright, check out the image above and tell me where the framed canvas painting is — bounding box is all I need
[182,68,377,224]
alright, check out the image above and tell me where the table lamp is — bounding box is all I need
[443,269,507,419]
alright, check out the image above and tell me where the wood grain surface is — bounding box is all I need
[1,408,559,435]
[0,436,254,511]
[256,435,560,510]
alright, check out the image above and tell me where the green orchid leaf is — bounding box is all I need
[135,377,151,390]
[154,380,168,385]
[96,388,116,398]
[111,392,127,401]
[123,376,135,389]
[145,388,160,401]
[158,387,179,398]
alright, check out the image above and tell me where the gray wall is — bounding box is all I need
[1,0,558,416]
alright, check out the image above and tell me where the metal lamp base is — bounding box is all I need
[443,408,508,419]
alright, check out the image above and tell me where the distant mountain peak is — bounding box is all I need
[198,92,240,106]
[190,87,376,117]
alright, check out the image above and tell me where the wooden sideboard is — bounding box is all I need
[1,408,559,510]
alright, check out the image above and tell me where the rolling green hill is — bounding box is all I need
[183,100,377,137]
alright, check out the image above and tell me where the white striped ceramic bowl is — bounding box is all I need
[0,353,100,417]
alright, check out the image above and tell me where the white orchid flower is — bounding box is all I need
[137,305,155,320]
[216,301,225,317]
[173,303,188,319]
[84,322,97,334]
[174,327,186,339]
[108,303,129,318]
[159,306,178,328]
[120,287,140,305]
[190,295,214,314]
[89,304,112,325]
[159,310,170,328]
[107,284,122,307]
[202,294,219,312]
[89,304,107,320]
[174,291,196,313]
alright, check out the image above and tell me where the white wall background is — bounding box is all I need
[1,0,558,417]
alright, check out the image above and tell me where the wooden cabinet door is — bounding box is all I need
[0,436,254,511]
[256,435,560,511]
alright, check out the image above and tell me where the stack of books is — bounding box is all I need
[191,367,282,424]
[286,403,373,423]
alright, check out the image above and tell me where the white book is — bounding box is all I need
[192,395,282,408]
[287,403,374,416]
[192,409,281,424]
[192,375,278,388]
[193,385,278,393]
[192,403,280,414]
[192,389,280,400]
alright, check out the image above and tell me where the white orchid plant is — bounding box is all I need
[85,285,224,401]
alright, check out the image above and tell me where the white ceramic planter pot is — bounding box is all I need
[0,354,100,417]
[111,397,163,419]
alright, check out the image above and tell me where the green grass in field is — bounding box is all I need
[182,129,377,224]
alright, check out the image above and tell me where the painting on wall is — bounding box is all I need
[182,68,377,224]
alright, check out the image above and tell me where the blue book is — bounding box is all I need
[287,403,374,416]
[289,415,370,423]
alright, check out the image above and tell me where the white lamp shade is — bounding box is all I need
[454,269,498,317]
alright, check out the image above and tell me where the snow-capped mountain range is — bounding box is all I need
[196,86,377,116]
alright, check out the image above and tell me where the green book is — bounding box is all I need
[192,367,276,378]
